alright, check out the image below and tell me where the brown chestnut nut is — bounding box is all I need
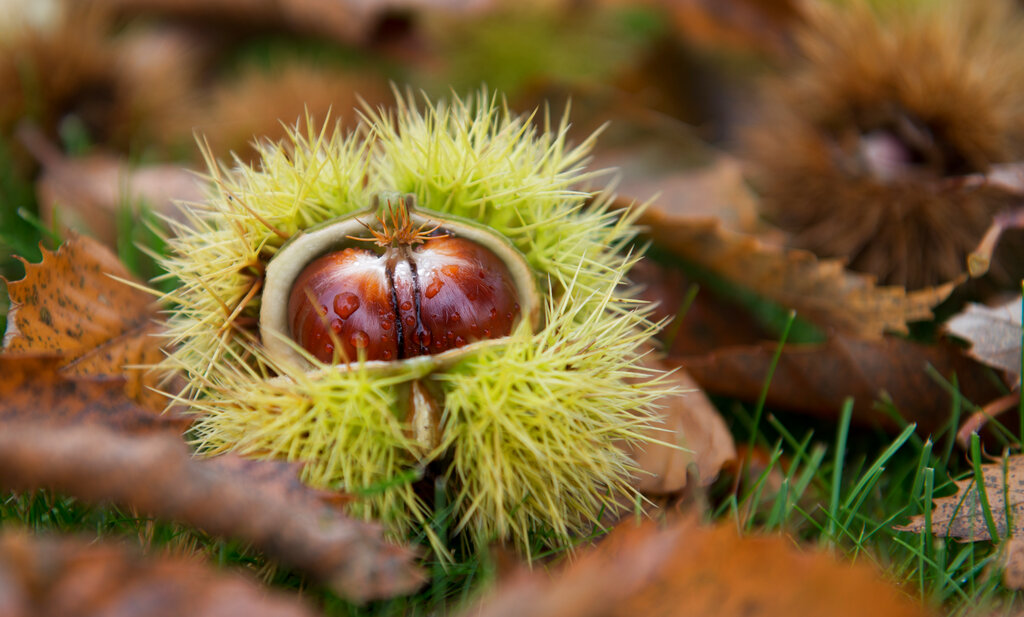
[260,194,539,369]
[287,235,521,363]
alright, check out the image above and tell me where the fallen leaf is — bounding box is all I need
[947,297,1023,380]
[999,536,1024,590]
[0,353,188,434]
[631,258,770,355]
[18,127,203,248]
[0,531,317,617]
[674,336,1003,432]
[896,454,1024,542]
[0,423,424,601]
[642,215,950,339]
[661,0,802,60]
[461,516,932,617]
[199,61,390,164]
[627,358,735,494]
[606,153,761,233]
[3,234,169,410]
[955,392,1021,451]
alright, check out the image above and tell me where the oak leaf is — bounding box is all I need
[0,423,425,602]
[3,234,169,410]
[462,516,932,617]
[0,531,317,617]
[895,455,1024,542]
[675,336,1003,432]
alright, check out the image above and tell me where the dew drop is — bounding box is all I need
[489,307,498,319]
[469,322,479,333]
[333,292,360,319]
[350,331,369,348]
[448,312,461,325]
[419,331,432,347]
[454,335,466,347]
[446,330,455,341]
[513,303,520,312]
[330,318,343,334]
[324,342,334,356]
[400,301,413,311]
[505,312,513,321]
[404,315,416,327]
[483,328,491,337]
[425,278,444,299]
[381,320,393,331]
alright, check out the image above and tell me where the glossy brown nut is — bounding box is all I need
[288,237,520,363]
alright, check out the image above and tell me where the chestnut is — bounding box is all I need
[287,235,521,364]
[261,194,539,369]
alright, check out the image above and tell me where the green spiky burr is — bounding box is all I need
[160,91,672,559]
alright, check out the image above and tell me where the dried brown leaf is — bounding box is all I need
[18,128,203,248]
[947,297,1023,379]
[0,423,425,601]
[0,353,188,434]
[199,61,390,164]
[631,258,770,355]
[605,152,761,233]
[3,234,170,410]
[967,206,1024,279]
[1000,536,1024,590]
[896,454,1024,542]
[0,531,317,617]
[642,214,952,339]
[675,336,1003,432]
[462,516,932,617]
[627,359,735,494]
[663,0,802,59]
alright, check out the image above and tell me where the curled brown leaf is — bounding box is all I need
[675,335,1003,432]
[461,516,932,617]
[0,424,425,602]
[0,531,318,617]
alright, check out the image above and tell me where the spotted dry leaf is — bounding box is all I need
[0,353,189,434]
[895,454,1024,542]
[3,234,168,410]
